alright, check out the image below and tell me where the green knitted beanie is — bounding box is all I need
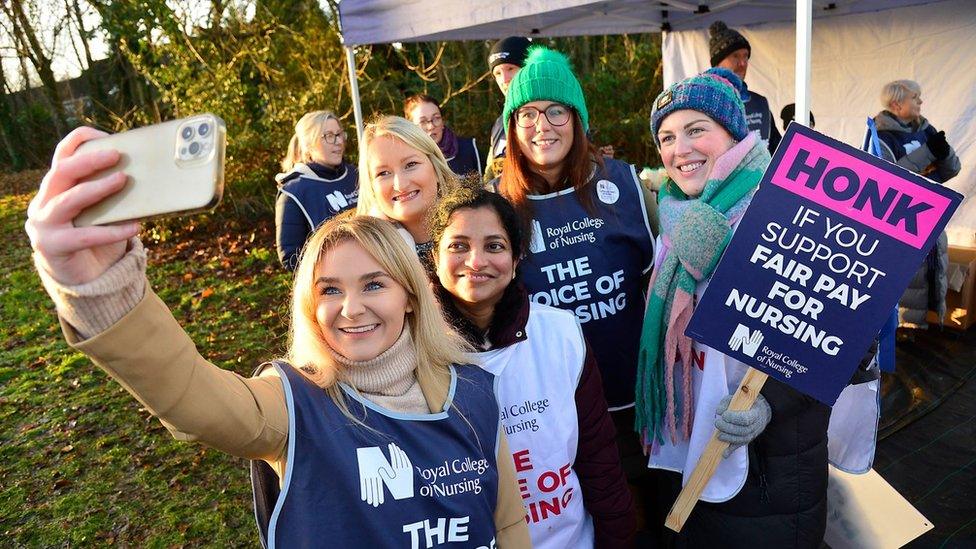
[502,46,588,136]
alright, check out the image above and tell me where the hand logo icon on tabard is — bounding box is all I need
[357,443,414,507]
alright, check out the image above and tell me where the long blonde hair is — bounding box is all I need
[355,115,458,219]
[280,110,341,172]
[287,214,468,408]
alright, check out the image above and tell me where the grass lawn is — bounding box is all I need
[1,170,292,546]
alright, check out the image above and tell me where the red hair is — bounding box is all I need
[498,110,604,221]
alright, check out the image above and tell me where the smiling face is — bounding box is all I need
[309,118,345,167]
[657,109,736,198]
[717,47,750,80]
[513,101,575,185]
[314,239,411,361]
[492,63,521,95]
[407,101,444,145]
[367,135,438,238]
[435,206,516,328]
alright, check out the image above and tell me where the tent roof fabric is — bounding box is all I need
[338,0,935,46]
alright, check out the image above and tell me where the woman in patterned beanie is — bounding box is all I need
[639,68,879,547]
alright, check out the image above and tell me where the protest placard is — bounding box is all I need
[664,124,962,532]
[686,124,962,404]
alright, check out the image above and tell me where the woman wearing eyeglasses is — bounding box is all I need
[495,46,657,501]
[405,95,483,178]
[275,110,358,270]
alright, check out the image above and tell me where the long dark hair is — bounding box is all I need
[498,109,604,222]
[428,178,527,346]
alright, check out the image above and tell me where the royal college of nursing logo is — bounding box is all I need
[729,323,764,358]
[357,443,414,507]
[326,190,349,211]
[529,220,546,254]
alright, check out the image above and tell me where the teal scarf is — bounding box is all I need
[635,134,770,448]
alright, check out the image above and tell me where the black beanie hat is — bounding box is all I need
[708,21,751,67]
[488,36,532,70]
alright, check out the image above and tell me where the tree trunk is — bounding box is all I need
[5,0,68,135]
[0,66,25,170]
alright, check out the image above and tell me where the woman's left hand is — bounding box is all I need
[715,393,772,458]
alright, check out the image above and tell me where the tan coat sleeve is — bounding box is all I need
[65,287,288,463]
[494,431,532,548]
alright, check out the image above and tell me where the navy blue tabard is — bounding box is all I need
[253,362,500,549]
[447,137,483,178]
[278,163,359,230]
[519,159,654,409]
[744,93,773,144]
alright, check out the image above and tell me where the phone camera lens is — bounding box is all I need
[181,126,194,140]
[198,123,210,137]
[189,141,201,155]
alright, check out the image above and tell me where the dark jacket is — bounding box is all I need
[274,162,358,270]
[673,378,831,548]
[744,90,781,155]
[446,136,483,178]
[872,111,957,327]
[436,282,637,548]
[873,111,961,184]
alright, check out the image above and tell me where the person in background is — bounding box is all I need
[871,79,960,329]
[404,94,482,178]
[355,116,457,273]
[25,129,531,548]
[275,110,358,270]
[779,103,816,133]
[430,182,636,548]
[493,44,658,538]
[640,68,879,547]
[485,36,532,182]
[708,21,782,154]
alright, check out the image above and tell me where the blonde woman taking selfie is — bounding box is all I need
[25,127,530,548]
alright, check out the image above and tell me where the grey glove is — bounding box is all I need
[715,393,772,458]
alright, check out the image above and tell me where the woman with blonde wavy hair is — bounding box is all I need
[356,115,458,272]
[26,127,531,548]
[275,110,359,270]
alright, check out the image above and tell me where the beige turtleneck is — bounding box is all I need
[330,328,430,415]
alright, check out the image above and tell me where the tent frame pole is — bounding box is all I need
[795,0,813,127]
[345,46,365,144]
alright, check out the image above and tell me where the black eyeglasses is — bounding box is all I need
[322,131,347,144]
[514,104,572,128]
[417,115,443,129]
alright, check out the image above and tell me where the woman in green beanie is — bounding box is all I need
[639,68,879,547]
[493,45,657,500]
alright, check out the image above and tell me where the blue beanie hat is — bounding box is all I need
[650,67,749,147]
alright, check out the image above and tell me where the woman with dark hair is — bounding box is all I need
[429,182,636,548]
[494,45,657,489]
[404,94,482,178]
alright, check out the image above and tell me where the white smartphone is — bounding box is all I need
[74,113,226,226]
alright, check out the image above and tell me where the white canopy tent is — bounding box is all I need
[336,0,975,241]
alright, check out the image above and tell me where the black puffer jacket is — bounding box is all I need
[673,378,831,548]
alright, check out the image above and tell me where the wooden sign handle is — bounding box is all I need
[664,368,770,532]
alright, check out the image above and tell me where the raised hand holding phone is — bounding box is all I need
[25,127,141,286]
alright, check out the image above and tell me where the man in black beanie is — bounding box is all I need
[709,21,782,154]
[485,36,531,181]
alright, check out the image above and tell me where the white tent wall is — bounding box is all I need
[663,0,976,245]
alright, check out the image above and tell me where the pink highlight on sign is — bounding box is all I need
[770,132,951,249]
